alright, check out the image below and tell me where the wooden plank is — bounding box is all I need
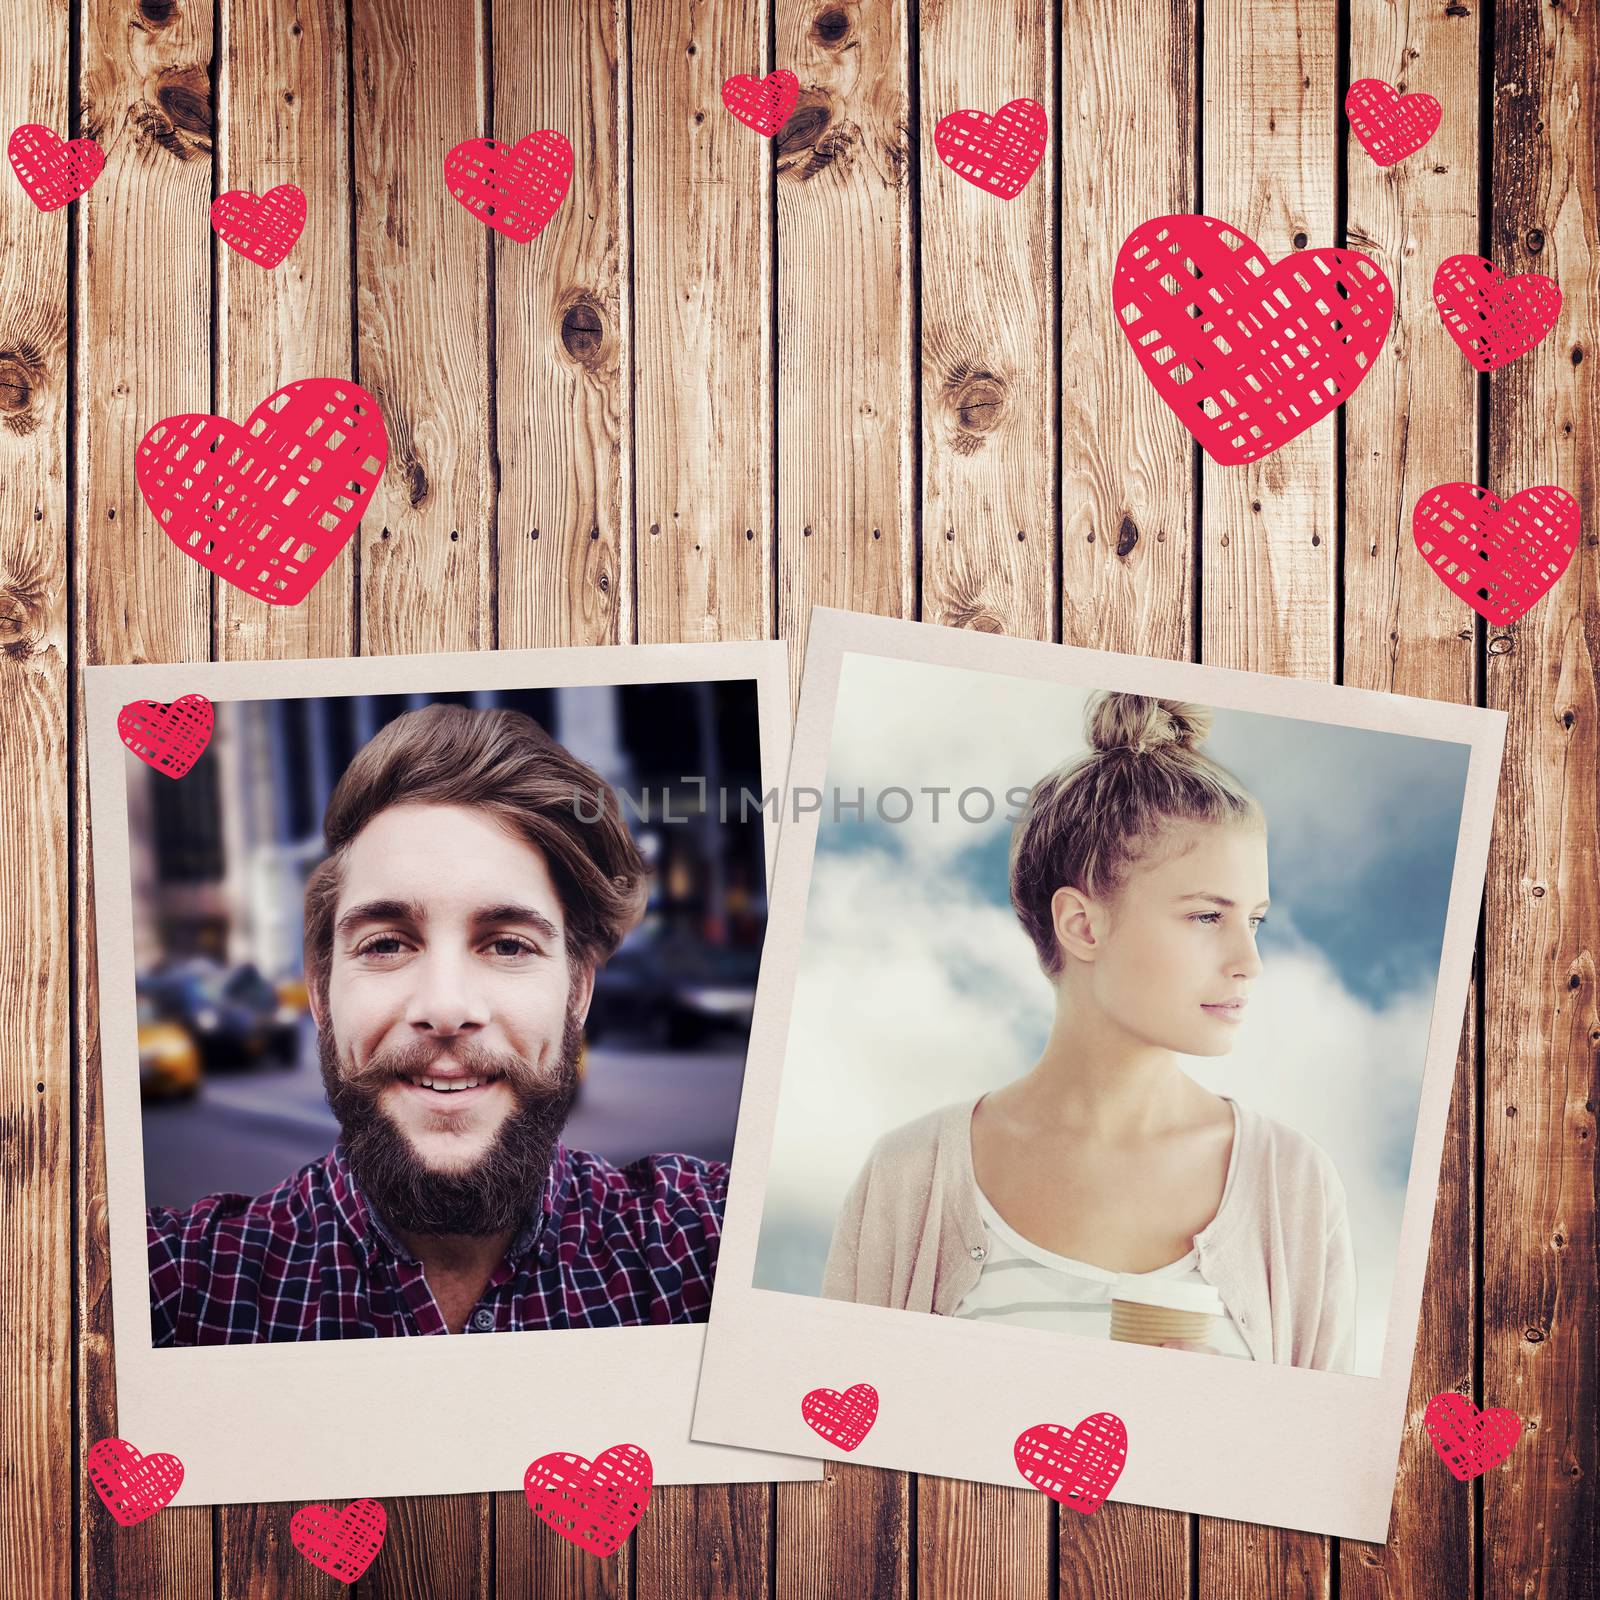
[1482,0,1599,1595]
[346,0,493,1592]
[771,0,915,706]
[1059,0,1199,667]
[1197,0,1336,1593]
[1199,0,1338,680]
[208,4,351,1594]
[352,0,493,656]
[629,0,771,645]
[1,4,72,1598]
[1339,3,1481,1597]
[1056,2,1197,1591]
[492,0,630,651]
[74,1,216,1596]
[914,0,1055,1594]
[628,0,774,1592]
[768,2,915,1584]
[917,0,1055,646]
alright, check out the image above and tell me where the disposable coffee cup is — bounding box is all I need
[1108,1278,1224,1348]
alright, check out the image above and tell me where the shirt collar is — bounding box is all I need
[327,1138,573,1270]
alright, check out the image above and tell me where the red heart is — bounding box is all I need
[86,1437,184,1526]
[1114,214,1394,465]
[721,70,800,138]
[210,183,307,268]
[8,122,105,210]
[290,1498,387,1582]
[444,131,572,243]
[1433,254,1562,372]
[800,1383,879,1451]
[934,98,1048,200]
[135,377,388,606]
[1412,481,1578,626]
[1013,1414,1127,1515]
[1344,79,1441,167]
[118,693,215,779]
[1423,1393,1523,1481]
[523,1443,653,1558]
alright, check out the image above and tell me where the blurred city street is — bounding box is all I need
[143,1017,747,1210]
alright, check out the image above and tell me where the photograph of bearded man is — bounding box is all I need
[146,703,728,1343]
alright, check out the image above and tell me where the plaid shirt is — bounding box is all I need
[146,1139,727,1345]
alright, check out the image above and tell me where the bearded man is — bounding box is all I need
[147,703,727,1343]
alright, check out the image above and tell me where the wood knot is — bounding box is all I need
[1115,515,1139,560]
[138,0,177,24]
[0,346,46,436]
[156,68,213,139]
[0,574,49,659]
[776,100,831,158]
[945,365,1007,452]
[558,294,607,367]
[812,7,851,46]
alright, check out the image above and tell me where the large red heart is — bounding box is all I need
[8,122,105,210]
[1013,1414,1127,1515]
[1412,481,1578,626]
[290,1498,387,1582]
[135,378,388,606]
[1432,254,1562,372]
[800,1382,879,1451]
[86,1437,185,1526]
[1114,214,1394,465]
[1423,1393,1523,1481]
[1344,79,1441,167]
[523,1443,653,1558]
[721,70,800,138]
[210,183,306,268]
[444,131,572,243]
[934,98,1047,200]
[118,693,214,780]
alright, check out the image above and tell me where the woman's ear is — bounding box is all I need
[1050,884,1103,965]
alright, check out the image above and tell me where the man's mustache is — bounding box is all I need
[343,1034,546,1091]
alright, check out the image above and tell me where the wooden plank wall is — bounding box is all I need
[0,0,1592,1595]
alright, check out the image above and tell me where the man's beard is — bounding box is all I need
[318,1007,584,1238]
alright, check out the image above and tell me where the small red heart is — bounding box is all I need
[1114,214,1394,465]
[721,70,800,138]
[444,130,572,243]
[1345,79,1441,167]
[1013,1414,1127,1515]
[934,98,1048,200]
[118,693,215,779]
[1433,254,1562,372]
[135,377,388,606]
[800,1383,879,1451]
[1412,481,1578,626]
[523,1443,653,1558]
[8,122,105,210]
[86,1437,184,1526]
[1423,1393,1523,1481]
[290,1498,387,1582]
[210,183,307,268]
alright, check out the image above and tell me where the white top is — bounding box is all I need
[950,1099,1254,1359]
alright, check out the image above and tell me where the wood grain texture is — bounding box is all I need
[74,3,216,1598]
[1340,4,1480,1598]
[630,0,772,643]
[1199,0,1338,679]
[492,0,630,650]
[917,0,1055,644]
[1483,1,1599,1597]
[1,4,72,1598]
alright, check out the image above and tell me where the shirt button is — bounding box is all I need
[970,1245,987,1261]
[469,1308,494,1331]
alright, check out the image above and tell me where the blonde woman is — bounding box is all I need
[821,691,1357,1372]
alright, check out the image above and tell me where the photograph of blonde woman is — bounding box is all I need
[747,646,1477,1381]
[821,691,1352,1370]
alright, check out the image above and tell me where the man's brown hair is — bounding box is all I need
[303,703,650,1011]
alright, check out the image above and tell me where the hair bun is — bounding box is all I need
[1085,691,1211,756]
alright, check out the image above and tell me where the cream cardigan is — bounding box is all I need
[821,1093,1358,1372]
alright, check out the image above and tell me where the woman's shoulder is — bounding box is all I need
[859,1094,980,1176]
[1234,1099,1349,1208]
